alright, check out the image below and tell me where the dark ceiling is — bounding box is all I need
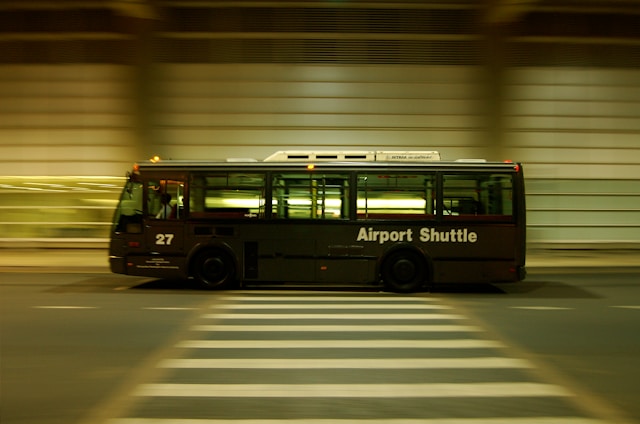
[1,1,639,66]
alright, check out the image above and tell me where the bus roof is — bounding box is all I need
[138,150,520,171]
[136,158,521,173]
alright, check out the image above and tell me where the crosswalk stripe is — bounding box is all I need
[159,357,532,369]
[105,294,608,424]
[143,307,198,311]
[205,313,463,320]
[220,303,449,309]
[108,418,607,424]
[133,382,571,398]
[510,306,573,311]
[176,339,504,349]
[191,324,483,332]
[223,296,440,302]
[33,305,97,309]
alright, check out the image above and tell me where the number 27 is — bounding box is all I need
[155,233,175,245]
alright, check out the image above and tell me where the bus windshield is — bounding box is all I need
[112,180,143,233]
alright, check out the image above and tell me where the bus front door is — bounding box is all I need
[135,178,187,278]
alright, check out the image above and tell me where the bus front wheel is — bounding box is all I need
[381,249,428,293]
[192,249,236,289]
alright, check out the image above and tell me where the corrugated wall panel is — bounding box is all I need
[506,68,640,246]
[150,64,486,161]
[505,148,640,165]
[507,132,640,149]
[0,65,138,176]
[158,114,481,130]
[1,2,638,248]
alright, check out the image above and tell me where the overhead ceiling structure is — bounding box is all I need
[0,0,639,66]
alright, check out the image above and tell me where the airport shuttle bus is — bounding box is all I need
[109,151,526,292]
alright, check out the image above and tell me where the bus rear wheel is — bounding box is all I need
[381,249,428,293]
[192,249,236,289]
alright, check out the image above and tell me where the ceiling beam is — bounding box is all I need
[110,0,158,20]
[485,0,539,24]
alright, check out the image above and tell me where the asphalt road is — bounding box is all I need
[442,271,640,423]
[1,270,639,424]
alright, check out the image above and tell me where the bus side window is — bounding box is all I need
[148,179,184,219]
[272,173,349,219]
[189,173,265,219]
[357,173,435,220]
[442,174,513,220]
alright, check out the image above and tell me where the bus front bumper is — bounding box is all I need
[109,256,127,274]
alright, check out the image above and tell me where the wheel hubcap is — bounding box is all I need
[203,257,225,280]
[393,258,416,282]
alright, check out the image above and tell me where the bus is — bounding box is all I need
[109,150,526,292]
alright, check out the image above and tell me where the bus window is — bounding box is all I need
[190,173,265,219]
[357,173,435,220]
[113,180,143,233]
[272,173,349,219]
[148,179,184,219]
[442,173,513,220]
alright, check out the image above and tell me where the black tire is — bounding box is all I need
[191,249,236,289]
[380,249,428,293]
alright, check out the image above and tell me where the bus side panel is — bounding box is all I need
[427,225,523,283]
[316,258,375,283]
[244,225,378,284]
[259,257,317,282]
[252,235,316,282]
[433,260,521,283]
[256,256,376,284]
[248,224,523,285]
[126,255,188,279]
[110,233,188,279]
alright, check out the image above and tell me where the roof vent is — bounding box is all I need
[263,150,440,162]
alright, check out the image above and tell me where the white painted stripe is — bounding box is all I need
[159,357,531,369]
[221,304,449,309]
[144,307,197,311]
[224,296,438,302]
[510,306,573,310]
[134,382,571,398]
[191,324,483,332]
[107,418,606,424]
[33,306,97,309]
[108,418,606,424]
[206,313,462,320]
[176,339,504,349]
[611,305,640,309]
